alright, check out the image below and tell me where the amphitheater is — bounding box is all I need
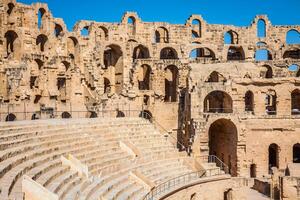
[0,0,300,199]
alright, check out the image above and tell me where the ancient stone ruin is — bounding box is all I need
[0,0,300,199]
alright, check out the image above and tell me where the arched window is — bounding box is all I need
[133,45,150,60]
[286,29,300,45]
[98,26,108,41]
[160,47,178,59]
[61,112,71,119]
[5,113,16,121]
[245,91,254,112]
[257,19,266,38]
[224,31,238,44]
[204,91,233,113]
[293,144,300,163]
[191,19,201,38]
[265,90,277,115]
[263,65,273,79]
[36,34,48,52]
[54,24,63,37]
[255,49,272,61]
[288,64,299,74]
[291,89,300,115]
[206,71,226,83]
[81,26,89,36]
[164,65,178,102]
[227,46,245,60]
[283,48,300,59]
[38,8,46,30]
[5,31,18,56]
[67,37,78,60]
[138,64,151,90]
[155,27,169,43]
[189,48,215,60]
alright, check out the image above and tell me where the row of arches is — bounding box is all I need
[203,89,300,115]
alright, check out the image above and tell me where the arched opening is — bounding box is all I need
[245,91,254,112]
[209,119,238,176]
[189,48,215,60]
[5,30,18,56]
[293,144,300,163]
[224,189,233,200]
[283,48,300,59]
[7,3,14,15]
[164,65,178,102]
[268,143,279,173]
[191,19,201,38]
[36,34,48,52]
[67,37,78,61]
[104,45,123,94]
[255,49,272,61]
[206,71,226,83]
[224,30,238,44]
[155,27,169,43]
[160,47,178,59]
[81,26,89,36]
[133,45,150,60]
[89,111,97,118]
[260,65,273,78]
[31,113,39,120]
[38,8,46,30]
[286,29,300,45]
[54,24,63,37]
[250,164,257,178]
[257,19,266,38]
[291,89,300,115]
[98,26,108,41]
[138,64,151,90]
[5,113,16,121]
[288,64,299,75]
[127,16,136,35]
[62,112,71,119]
[143,95,150,105]
[104,77,111,94]
[227,46,244,60]
[204,91,233,113]
[265,90,277,115]
[139,110,152,120]
[116,110,125,118]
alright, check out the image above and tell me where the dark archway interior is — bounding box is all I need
[204,91,233,113]
[209,119,237,176]
[293,144,300,163]
[268,143,279,173]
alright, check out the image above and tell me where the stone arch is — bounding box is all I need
[139,110,152,120]
[265,90,277,115]
[164,65,178,102]
[283,48,300,59]
[138,64,151,90]
[245,90,254,112]
[98,26,108,41]
[204,90,233,113]
[189,47,215,60]
[6,113,16,121]
[67,36,79,60]
[103,77,111,94]
[227,46,245,60]
[5,30,19,56]
[160,47,178,59]
[155,27,169,43]
[268,143,279,172]
[205,71,226,83]
[291,89,300,115]
[191,19,201,38]
[224,30,239,45]
[261,65,273,78]
[209,118,238,176]
[7,3,15,15]
[36,34,48,52]
[133,45,150,60]
[80,26,89,36]
[293,143,300,163]
[54,23,63,37]
[37,8,46,30]
[286,29,300,45]
[61,112,71,119]
[257,19,266,38]
[255,49,272,61]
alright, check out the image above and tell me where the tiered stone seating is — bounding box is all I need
[0,118,201,200]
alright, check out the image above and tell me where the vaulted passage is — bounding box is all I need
[138,64,151,90]
[209,119,237,176]
[164,65,178,102]
[204,91,233,113]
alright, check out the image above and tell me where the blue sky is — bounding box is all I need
[18,0,300,30]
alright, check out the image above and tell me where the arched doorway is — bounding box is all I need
[268,143,279,173]
[208,119,238,176]
[293,143,300,163]
[204,91,233,113]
